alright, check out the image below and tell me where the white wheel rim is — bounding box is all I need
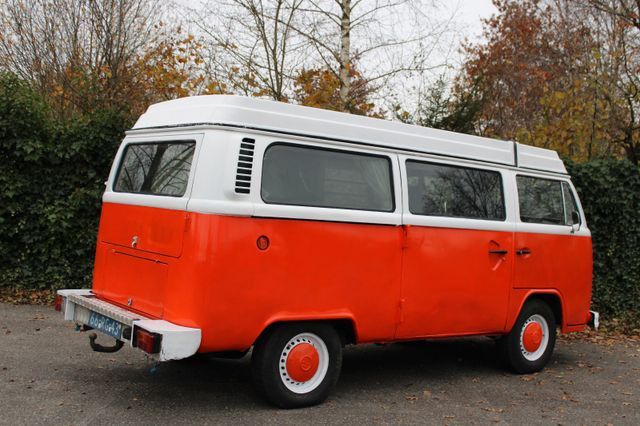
[519,314,550,361]
[279,332,329,394]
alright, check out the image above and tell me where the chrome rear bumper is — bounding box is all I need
[56,289,201,361]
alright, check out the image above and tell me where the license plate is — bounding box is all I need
[88,311,123,339]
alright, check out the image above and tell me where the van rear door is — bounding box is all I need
[100,203,188,258]
[92,135,201,317]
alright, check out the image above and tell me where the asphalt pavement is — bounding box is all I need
[1,303,639,425]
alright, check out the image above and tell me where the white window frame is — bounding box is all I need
[252,137,402,226]
[103,131,205,211]
[399,154,516,233]
[514,172,590,237]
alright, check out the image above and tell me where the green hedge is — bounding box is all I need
[0,73,128,289]
[568,160,640,326]
[0,74,638,326]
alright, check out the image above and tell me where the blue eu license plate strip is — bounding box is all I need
[88,311,123,339]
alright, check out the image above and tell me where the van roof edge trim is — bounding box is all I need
[127,122,569,176]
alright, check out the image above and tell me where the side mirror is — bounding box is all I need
[571,211,581,233]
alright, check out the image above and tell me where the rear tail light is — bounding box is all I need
[54,295,63,311]
[133,327,162,354]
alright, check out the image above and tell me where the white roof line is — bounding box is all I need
[132,95,567,174]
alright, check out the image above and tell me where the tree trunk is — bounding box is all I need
[338,0,351,111]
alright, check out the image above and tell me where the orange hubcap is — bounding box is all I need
[286,343,320,382]
[523,322,543,352]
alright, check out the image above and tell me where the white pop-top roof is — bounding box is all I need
[133,95,567,174]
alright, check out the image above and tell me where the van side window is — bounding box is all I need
[562,182,580,225]
[517,176,565,225]
[114,141,195,197]
[261,144,394,212]
[406,161,505,220]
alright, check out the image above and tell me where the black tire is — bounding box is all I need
[498,299,557,374]
[252,323,342,408]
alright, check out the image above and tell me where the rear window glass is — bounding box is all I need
[261,144,394,212]
[114,141,195,196]
[406,160,505,220]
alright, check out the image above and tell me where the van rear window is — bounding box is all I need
[114,141,195,196]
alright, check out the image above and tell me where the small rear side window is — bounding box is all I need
[517,176,566,225]
[114,141,195,197]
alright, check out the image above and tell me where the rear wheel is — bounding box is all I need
[499,300,557,374]
[252,323,342,408]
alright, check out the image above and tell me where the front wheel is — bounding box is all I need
[498,300,557,374]
[252,323,342,408]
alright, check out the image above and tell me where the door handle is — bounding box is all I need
[516,249,532,255]
[488,249,508,255]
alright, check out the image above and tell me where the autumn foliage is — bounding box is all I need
[456,0,640,164]
[294,67,381,117]
[47,30,211,121]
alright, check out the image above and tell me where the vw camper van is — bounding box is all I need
[56,95,597,408]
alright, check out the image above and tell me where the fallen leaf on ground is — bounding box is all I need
[0,288,55,306]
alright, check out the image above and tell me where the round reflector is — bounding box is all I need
[257,235,270,250]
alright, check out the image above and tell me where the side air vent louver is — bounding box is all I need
[235,138,255,194]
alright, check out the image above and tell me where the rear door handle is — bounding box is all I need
[516,249,532,255]
[489,249,508,255]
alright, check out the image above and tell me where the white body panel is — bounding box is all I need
[104,124,588,235]
[133,320,202,362]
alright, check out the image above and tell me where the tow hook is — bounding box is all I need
[88,332,124,353]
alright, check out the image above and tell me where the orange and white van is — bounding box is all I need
[56,95,597,407]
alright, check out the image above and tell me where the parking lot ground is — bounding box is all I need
[1,303,639,425]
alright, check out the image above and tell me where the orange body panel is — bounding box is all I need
[397,227,513,338]
[99,203,189,258]
[92,203,593,352]
[100,251,168,318]
[513,232,593,326]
